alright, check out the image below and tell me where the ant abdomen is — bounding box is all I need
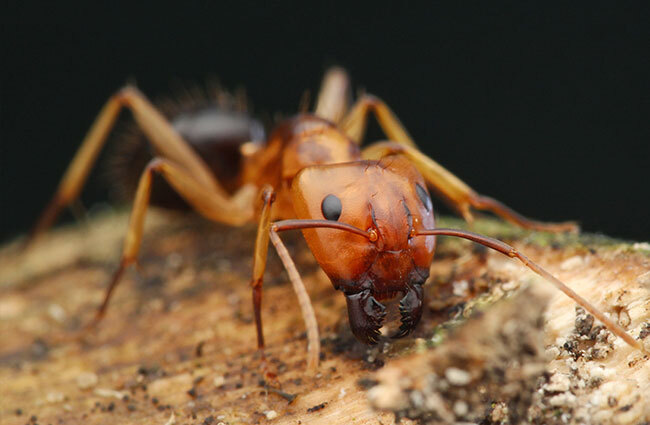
[108,87,266,209]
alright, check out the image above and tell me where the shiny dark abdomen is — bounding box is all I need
[108,104,265,210]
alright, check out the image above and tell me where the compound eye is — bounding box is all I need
[415,183,432,212]
[321,194,342,221]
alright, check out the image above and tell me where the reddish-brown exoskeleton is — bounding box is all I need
[29,68,645,370]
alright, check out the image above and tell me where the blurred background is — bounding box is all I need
[2,2,649,242]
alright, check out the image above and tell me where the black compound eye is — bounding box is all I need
[415,183,432,212]
[321,194,342,221]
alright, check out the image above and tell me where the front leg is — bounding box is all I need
[249,186,275,351]
[251,188,321,371]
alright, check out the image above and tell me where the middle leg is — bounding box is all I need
[362,142,578,232]
[340,94,417,148]
[342,95,577,231]
[85,157,256,329]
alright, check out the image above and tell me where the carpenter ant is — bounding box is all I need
[27,68,645,370]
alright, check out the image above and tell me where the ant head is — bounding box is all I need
[292,155,437,344]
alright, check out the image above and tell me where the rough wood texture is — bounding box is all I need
[1,210,648,424]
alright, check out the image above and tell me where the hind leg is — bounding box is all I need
[314,67,351,125]
[29,86,226,244]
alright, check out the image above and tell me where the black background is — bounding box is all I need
[2,2,649,242]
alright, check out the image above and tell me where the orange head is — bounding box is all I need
[291,155,436,344]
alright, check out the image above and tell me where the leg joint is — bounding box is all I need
[113,85,141,105]
[144,157,166,173]
[260,185,276,205]
[359,94,380,108]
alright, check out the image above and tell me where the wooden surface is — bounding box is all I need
[0,210,648,424]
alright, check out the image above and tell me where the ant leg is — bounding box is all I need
[314,67,351,125]
[343,96,576,232]
[249,188,320,371]
[269,228,320,371]
[362,142,578,233]
[84,157,255,329]
[415,227,647,354]
[340,94,417,148]
[250,187,274,353]
[29,86,225,244]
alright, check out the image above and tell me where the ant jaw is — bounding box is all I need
[344,284,425,344]
[391,285,424,339]
[345,290,387,345]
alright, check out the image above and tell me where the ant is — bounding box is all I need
[26,67,645,371]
